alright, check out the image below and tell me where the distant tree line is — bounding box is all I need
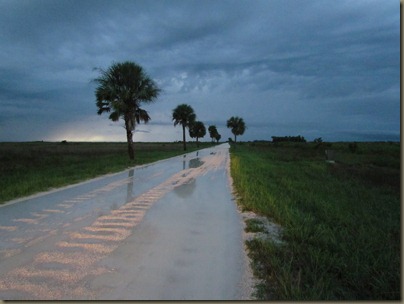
[271,135,306,143]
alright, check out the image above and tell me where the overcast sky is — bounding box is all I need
[0,0,400,142]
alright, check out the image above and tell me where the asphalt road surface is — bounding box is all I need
[0,143,250,300]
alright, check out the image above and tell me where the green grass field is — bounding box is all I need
[230,141,400,300]
[0,141,215,204]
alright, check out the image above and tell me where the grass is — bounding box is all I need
[230,141,400,300]
[0,141,216,204]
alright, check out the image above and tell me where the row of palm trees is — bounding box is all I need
[94,61,246,159]
[172,104,245,151]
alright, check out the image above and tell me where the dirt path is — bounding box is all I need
[0,143,253,300]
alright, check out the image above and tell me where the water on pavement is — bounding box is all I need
[0,143,248,300]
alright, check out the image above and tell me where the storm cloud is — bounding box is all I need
[0,0,399,142]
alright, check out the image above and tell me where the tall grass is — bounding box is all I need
[230,142,400,300]
[0,141,215,204]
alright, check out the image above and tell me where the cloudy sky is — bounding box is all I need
[0,0,400,142]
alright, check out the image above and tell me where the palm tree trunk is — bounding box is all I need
[125,118,135,160]
[234,134,237,143]
[182,124,186,151]
[196,137,199,148]
[126,129,135,160]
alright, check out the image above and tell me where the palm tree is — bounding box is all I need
[214,133,221,143]
[172,104,196,151]
[208,125,218,142]
[189,121,206,147]
[226,116,246,143]
[94,61,160,160]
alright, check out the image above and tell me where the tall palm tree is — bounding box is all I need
[94,61,160,160]
[189,121,206,147]
[226,116,246,143]
[172,104,196,151]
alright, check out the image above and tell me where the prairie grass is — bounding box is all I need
[230,141,400,300]
[0,141,215,204]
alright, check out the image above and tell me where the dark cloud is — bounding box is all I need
[0,0,399,142]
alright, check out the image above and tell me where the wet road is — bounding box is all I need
[0,143,248,300]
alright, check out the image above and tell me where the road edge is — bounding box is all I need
[226,145,257,300]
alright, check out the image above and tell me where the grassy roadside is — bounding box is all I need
[0,141,215,204]
[230,141,400,300]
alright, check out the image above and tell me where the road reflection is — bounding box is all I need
[189,158,204,168]
[173,178,196,198]
[126,169,134,203]
[182,158,205,170]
